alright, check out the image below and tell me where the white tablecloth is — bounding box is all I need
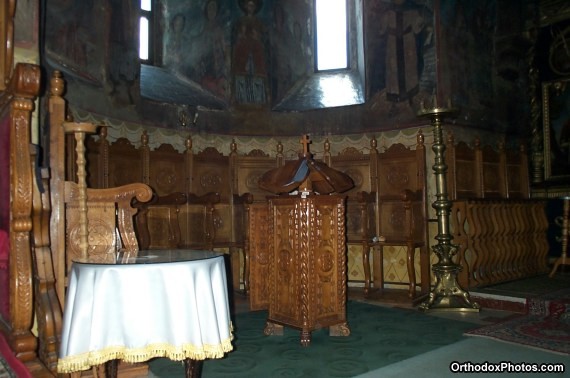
[57,250,233,373]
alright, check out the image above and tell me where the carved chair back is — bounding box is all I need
[327,138,379,248]
[362,130,430,299]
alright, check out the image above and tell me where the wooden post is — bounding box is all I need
[63,122,98,259]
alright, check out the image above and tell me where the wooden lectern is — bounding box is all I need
[251,135,353,346]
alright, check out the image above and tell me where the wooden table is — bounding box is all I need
[57,250,233,377]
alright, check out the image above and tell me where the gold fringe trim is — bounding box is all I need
[57,336,234,373]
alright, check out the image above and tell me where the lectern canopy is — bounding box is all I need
[258,135,354,194]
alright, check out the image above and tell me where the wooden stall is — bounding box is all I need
[445,132,548,289]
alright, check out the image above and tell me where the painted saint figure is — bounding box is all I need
[379,0,424,104]
[199,0,229,98]
[232,0,269,105]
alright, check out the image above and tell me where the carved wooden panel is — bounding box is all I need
[377,144,422,195]
[3,63,40,366]
[264,195,348,345]
[481,145,506,198]
[65,203,117,266]
[447,136,529,201]
[248,203,271,311]
[108,138,142,187]
[446,138,482,200]
[212,204,232,245]
[330,147,375,195]
[146,207,178,249]
[179,205,212,249]
[192,147,230,200]
[148,144,185,196]
[329,145,378,242]
[232,152,278,202]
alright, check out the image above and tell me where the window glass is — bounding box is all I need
[139,16,149,60]
[316,0,347,71]
[141,0,151,12]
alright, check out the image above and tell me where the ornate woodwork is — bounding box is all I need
[326,138,379,257]
[451,198,549,289]
[247,203,271,310]
[31,162,61,373]
[0,0,15,90]
[1,63,42,370]
[364,131,430,299]
[80,120,539,300]
[264,194,349,346]
[230,141,282,292]
[250,136,353,346]
[445,132,545,290]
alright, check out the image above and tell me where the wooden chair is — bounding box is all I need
[134,190,222,252]
[446,133,482,200]
[134,191,186,250]
[363,130,430,299]
[229,143,279,295]
[48,71,152,376]
[324,137,379,295]
[481,143,507,199]
[178,192,221,251]
[190,147,232,249]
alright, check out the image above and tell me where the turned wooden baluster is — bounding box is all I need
[63,122,98,259]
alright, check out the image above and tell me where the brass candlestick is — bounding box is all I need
[417,99,480,312]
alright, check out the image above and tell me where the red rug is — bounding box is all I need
[0,332,32,378]
[465,288,570,355]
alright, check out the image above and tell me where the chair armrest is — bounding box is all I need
[400,189,422,202]
[356,191,375,204]
[378,189,422,202]
[187,192,221,205]
[154,192,187,206]
[134,191,189,209]
[234,192,254,205]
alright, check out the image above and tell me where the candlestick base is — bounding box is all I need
[418,246,480,312]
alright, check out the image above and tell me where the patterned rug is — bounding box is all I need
[465,288,570,355]
[149,301,475,377]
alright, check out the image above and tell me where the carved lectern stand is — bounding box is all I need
[257,136,354,346]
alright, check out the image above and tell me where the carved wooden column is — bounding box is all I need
[6,63,41,364]
[63,122,98,260]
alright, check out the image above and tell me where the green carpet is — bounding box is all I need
[472,273,570,298]
[149,301,475,377]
